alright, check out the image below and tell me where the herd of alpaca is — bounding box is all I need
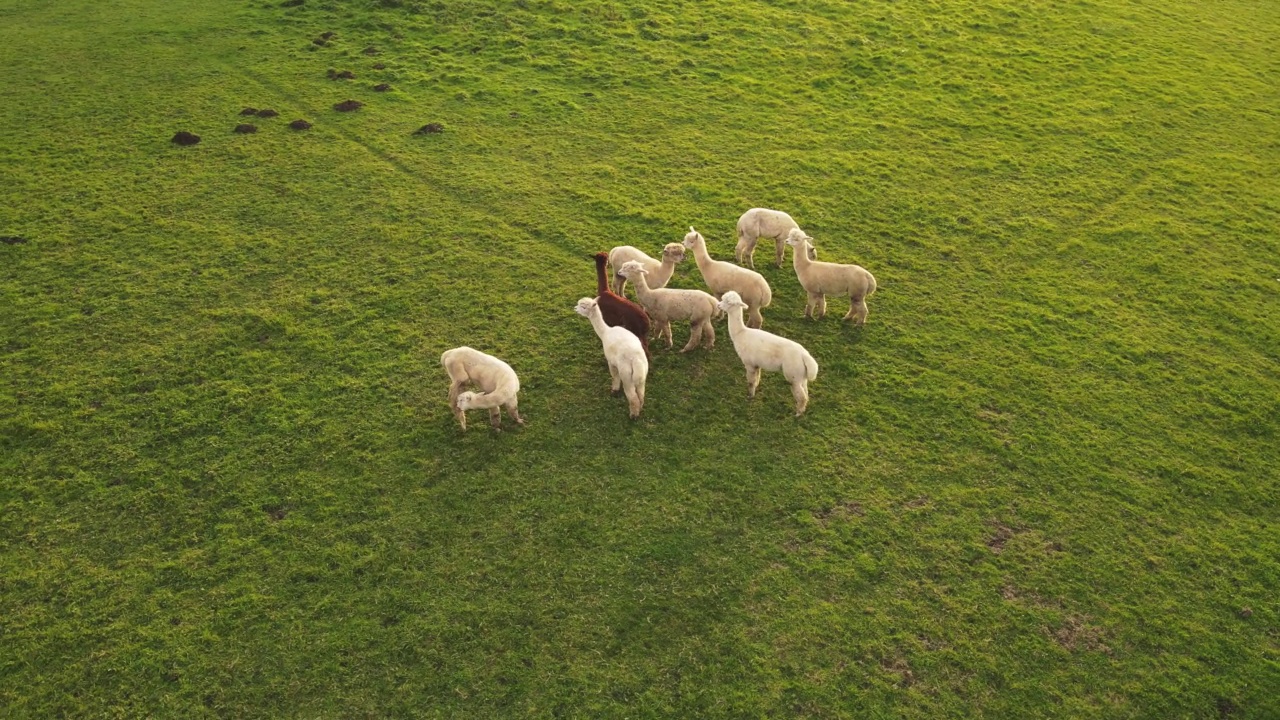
[443,208,877,428]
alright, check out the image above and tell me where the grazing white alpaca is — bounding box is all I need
[608,242,685,295]
[617,260,719,352]
[785,229,878,325]
[682,227,772,328]
[718,291,818,416]
[440,346,526,431]
[575,297,649,418]
[736,207,807,269]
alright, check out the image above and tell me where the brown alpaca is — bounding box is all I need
[594,252,651,357]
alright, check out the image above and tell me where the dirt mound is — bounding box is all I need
[320,31,335,39]
[257,108,279,118]
[171,131,201,146]
[239,107,259,116]
[374,83,391,92]
[234,124,257,134]
[290,119,312,130]
[313,38,328,47]
[327,69,355,79]
[372,63,386,70]
[414,123,444,134]
[333,99,363,112]
[1,236,28,245]
[362,46,380,55]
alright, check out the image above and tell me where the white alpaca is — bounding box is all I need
[785,229,878,325]
[736,207,806,269]
[718,291,818,416]
[682,227,772,328]
[575,297,649,418]
[617,261,719,352]
[440,346,526,431]
[608,242,685,295]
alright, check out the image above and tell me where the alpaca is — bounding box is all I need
[736,207,806,269]
[682,227,772,328]
[440,346,526,431]
[608,242,685,295]
[718,291,818,416]
[785,229,877,325]
[617,261,719,352]
[575,297,649,418]
[593,252,651,356]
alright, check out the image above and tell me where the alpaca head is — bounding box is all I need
[618,260,647,279]
[718,290,747,313]
[574,297,598,317]
[594,251,609,267]
[456,391,478,410]
[661,242,686,263]
[682,227,702,249]
[785,229,818,259]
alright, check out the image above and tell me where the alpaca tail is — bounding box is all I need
[866,270,877,297]
[803,352,818,382]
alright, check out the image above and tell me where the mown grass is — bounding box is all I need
[1,0,1277,716]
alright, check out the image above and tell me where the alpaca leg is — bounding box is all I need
[608,361,621,395]
[703,319,715,349]
[624,384,642,418]
[748,305,764,329]
[505,400,526,426]
[745,365,761,399]
[663,321,674,349]
[448,380,466,428]
[612,275,625,295]
[774,237,786,268]
[743,238,757,269]
[805,292,819,319]
[791,379,809,417]
[488,406,502,429]
[817,295,827,319]
[680,321,701,353]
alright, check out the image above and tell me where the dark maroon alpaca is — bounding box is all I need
[594,252,651,357]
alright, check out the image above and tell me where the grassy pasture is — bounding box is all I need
[1,0,1277,716]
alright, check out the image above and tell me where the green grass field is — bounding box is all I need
[2,0,1277,716]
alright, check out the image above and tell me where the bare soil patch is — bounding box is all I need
[334,99,363,112]
[240,107,259,116]
[987,522,1015,553]
[257,108,279,118]
[234,124,257,134]
[328,69,355,79]
[1048,614,1110,654]
[372,62,386,70]
[171,131,201,146]
[363,46,380,55]
[374,83,391,92]
[290,119,312,130]
[415,123,445,134]
[1,236,28,245]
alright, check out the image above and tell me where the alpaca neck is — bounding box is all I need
[594,256,610,295]
[691,238,712,271]
[652,257,677,286]
[725,306,747,337]
[793,241,812,269]
[461,384,510,409]
[587,306,611,339]
[631,273,653,300]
